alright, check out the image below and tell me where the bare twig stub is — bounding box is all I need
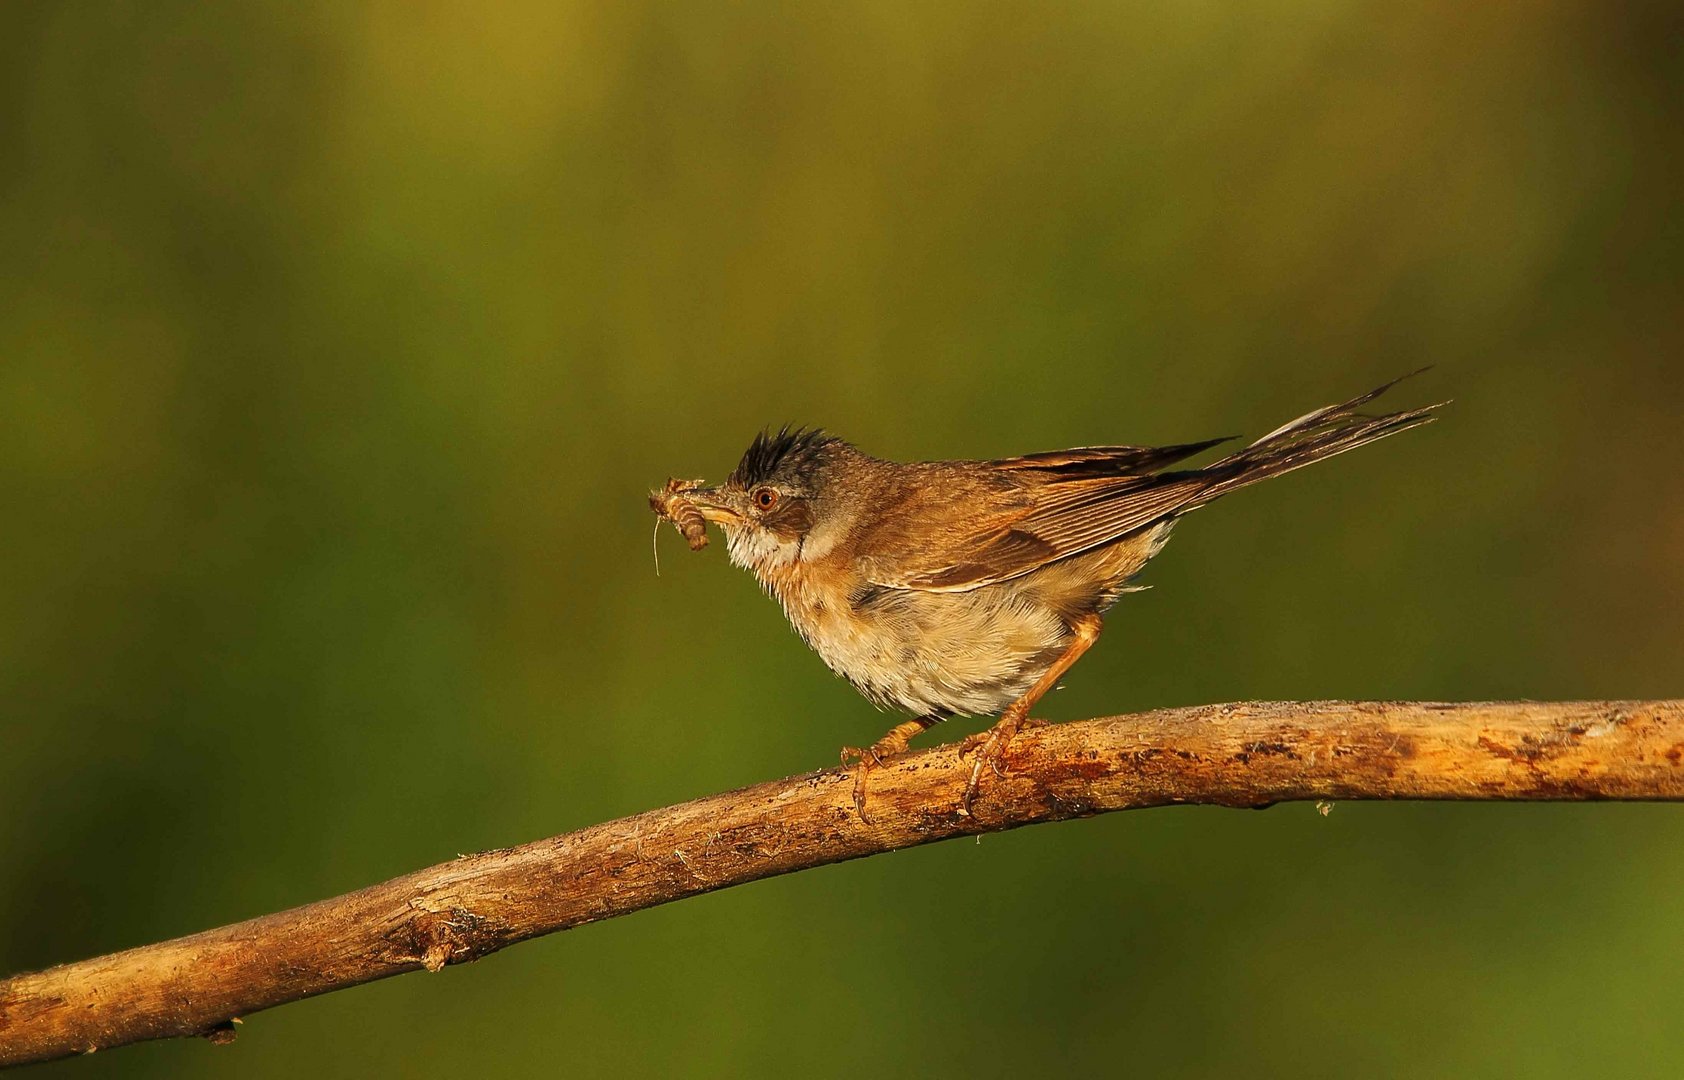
[2,700,1681,1067]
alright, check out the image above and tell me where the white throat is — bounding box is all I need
[723,526,800,580]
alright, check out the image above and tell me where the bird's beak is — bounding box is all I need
[681,487,745,525]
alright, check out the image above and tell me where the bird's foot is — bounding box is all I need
[838,740,900,822]
[838,716,944,821]
[957,713,1048,815]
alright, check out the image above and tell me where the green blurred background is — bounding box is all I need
[3,1,1681,1075]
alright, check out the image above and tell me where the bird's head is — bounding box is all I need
[678,427,860,577]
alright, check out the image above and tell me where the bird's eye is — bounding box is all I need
[753,487,779,510]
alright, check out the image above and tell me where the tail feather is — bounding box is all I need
[1194,369,1447,504]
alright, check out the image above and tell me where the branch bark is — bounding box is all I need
[3,699,1681,1066]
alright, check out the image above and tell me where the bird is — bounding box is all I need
[653,372,1443,815]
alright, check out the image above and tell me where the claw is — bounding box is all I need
[839,745,870,767]
[958,709,1040,815]
[959,729,1003,815]
[837,716,942,822]
[838,746,877,822]
[961,754,987,816]
[851,762,874,823]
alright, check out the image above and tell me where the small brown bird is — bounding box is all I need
[654,373,1442,814]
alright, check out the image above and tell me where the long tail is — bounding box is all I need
[1192,368,1446,504]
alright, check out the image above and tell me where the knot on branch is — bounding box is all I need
[406,905,495,973]
[197,1019,239,1045]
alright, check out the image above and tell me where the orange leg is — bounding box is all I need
[841,714,945,820]
[959,613,1103,815]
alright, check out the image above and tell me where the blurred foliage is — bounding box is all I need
[2,0,1682,1075]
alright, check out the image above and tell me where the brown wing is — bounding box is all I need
[853,443,1227,592]
[995,437,1232,477]
[852,371,1442,593]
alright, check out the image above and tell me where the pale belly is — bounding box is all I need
[759,524,1172,718]
[779,581,1071,717]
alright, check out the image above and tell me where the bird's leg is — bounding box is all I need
[959,613,1103,815]
[840,714,945,821]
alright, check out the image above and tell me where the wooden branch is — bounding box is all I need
[3,700,1681,1066]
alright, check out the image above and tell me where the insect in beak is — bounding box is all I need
[649,479,743,574]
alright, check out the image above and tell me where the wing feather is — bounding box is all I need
[994,437,1232,476]
[854,462,1220,593]
[851,372,1441,594]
